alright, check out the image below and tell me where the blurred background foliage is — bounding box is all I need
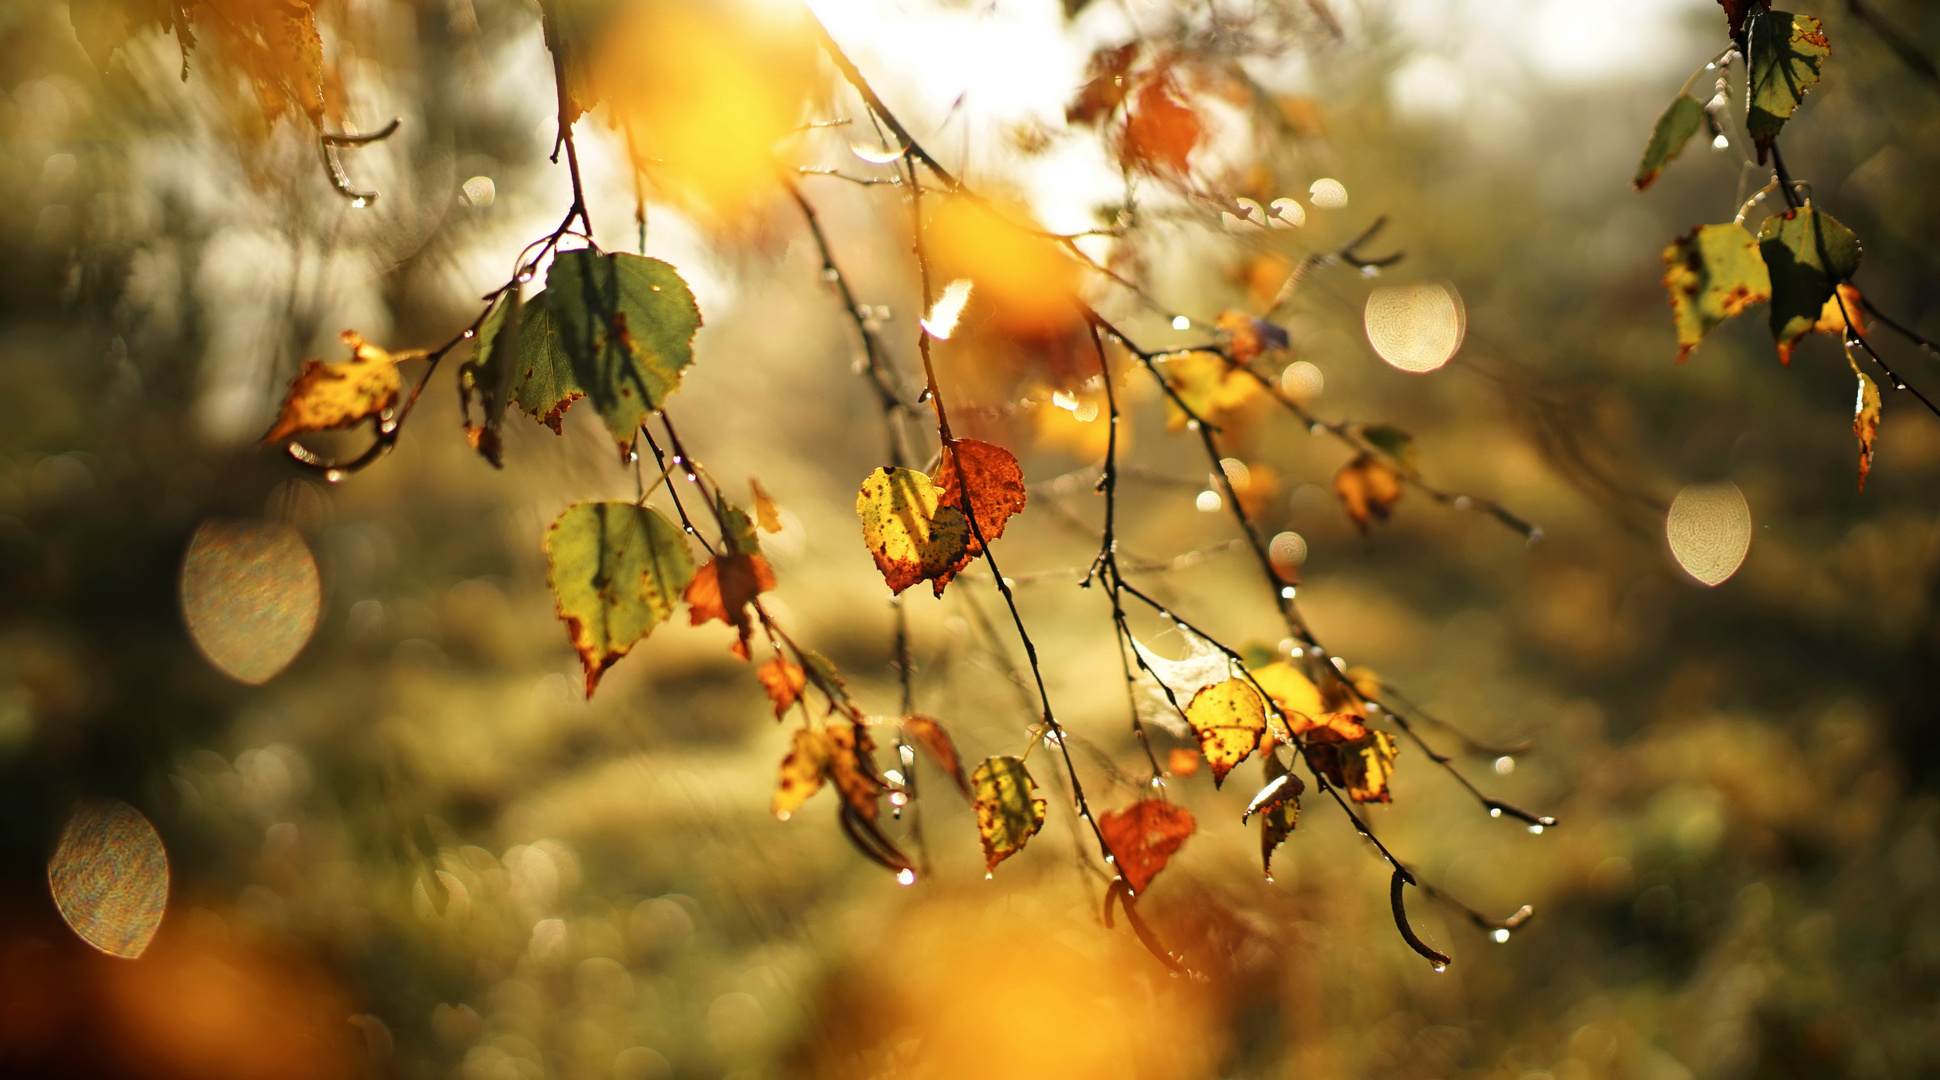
[1,0,1939,1078]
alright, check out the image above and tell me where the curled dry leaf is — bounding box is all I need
[1662,223,1772,363]
[1099,799,1194,895]
[772,726,832,820]
[1253,753,1301,880]
[972,755,1047,871]
[904,716,971,799]
[855,467,971,596]
[264,331,411,444]
[683,553,776,660]
[460,287,523,467]
[1303,727,1400,804]
[1850,355,1881,492]
[1118,70,1202,177]
[757,656,806,720]
[545,502,695,696]
[826,721,885,822]
[1183,678,1267,786]
[1333,453,1403,532]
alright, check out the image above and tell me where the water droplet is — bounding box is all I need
[1712,133,1730,150]
[984,871,993,881]
[1489,807,1502,819]
[518,272,534,283]
[896,868,916,886]
[324,469,344,484]
[350,197,368,209]
[1527,824,1544,835]
[822,267,840,282]
[462,328,475,339]
[1279,586,1296,599]
[1172,315,1191,330]
[1453,495,1472,510]
[1492,928,1511,943]
[684,473,698,483]
[1431,962,1447,974]
[1494,756,1515,775]
[1186,419,1201,431]
[1195,490,1222,513]
[777,811,791,822]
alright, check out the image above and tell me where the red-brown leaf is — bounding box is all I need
[756,656,805,719]
[1118,72,1202,177]
[684,553,776,660]
[1099,799,1195,895]
[904,716,971,798]
[930,438,1027,592]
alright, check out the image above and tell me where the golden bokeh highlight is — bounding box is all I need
[47,799,169,959]
[179,519,320,685]
[594,1,818,215]
[1363,283,1465,372]
[1666,482,1752,586]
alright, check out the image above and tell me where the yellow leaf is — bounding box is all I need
[1183,678,1266,786]
[1333,453,1403,532]
[263,331,408,444]
[750,477,784,532]
[855,467,971,596]
[1160,349,1257,431]
[973,755,1047,872]
[772,727,832,820]
[1248,662,1322,742]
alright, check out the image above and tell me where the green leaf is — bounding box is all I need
[1747,11,1829,158]
[1360,423,1417,470]
[462,287,524,466]
[545,501,696,696]
[972,755,1047,872]
[507,294,585,433]
[1757,206,1861,354]
[544,250,703,446]
[1633,94,1706,191]
[1661,223,1772,362]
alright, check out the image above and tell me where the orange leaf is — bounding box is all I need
[756,656,805,720]
[1291,710,1368,742]
[1183,678,1266,786]
[1099,799,1195,895]
[904,716,971,798]
[684,553,776,660]
[1332,453,1403,532]
[827,720,885,822]
[1118,71,1202,177]
[1166,747,1200,777]
[932,438,1027,591]
[263,331,408,444]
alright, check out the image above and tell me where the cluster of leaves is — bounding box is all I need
[235,0,1547,972]
[1635,2,1921,489]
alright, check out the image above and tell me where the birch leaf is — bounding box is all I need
[972,755,1047,871]
[855,467,971,596]
[263,332,409,444]
[1661,223,1772,363]
[545,502,696,696]
[773,727,832,819]
[1183,678,1266,786]
[1099,799,1194,895]
[544,250,702,446]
